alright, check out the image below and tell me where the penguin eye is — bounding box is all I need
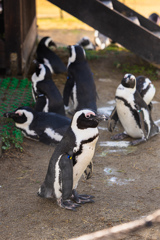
[15,110,23,116]
[85,112,95,118]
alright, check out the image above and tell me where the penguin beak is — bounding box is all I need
[89,114,109,122]
[3,112,18,118]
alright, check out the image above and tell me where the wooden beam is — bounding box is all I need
[111,0,160,32]
[47,0,160,67]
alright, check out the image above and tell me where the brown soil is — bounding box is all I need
[1,29,160,240]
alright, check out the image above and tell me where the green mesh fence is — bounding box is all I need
[0,78,34,150]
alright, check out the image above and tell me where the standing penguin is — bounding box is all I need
[38,109,105,210]
[63,45,97,114]
[107,75,156,132]
[111,73,159,145]
[31,62,66,116]
[4,106,71,145]
[36,36,67,74]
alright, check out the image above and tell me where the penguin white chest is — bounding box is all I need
[143,84,156,105]
[72,83,78,109]
[116,98,144,138]
[73,137,98,188]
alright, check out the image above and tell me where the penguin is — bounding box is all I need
[31,62,66,116]
[111,73,159,145]
[36,36,67,74]
[94,1,113,50]
[4,106,71,145]
[77,36,95,50]
[38,109,106,210]
[148,13,160,25]
[94,30,111,50]
[63,45,97,114]
[107,75,156,132]
[136,75,156,110]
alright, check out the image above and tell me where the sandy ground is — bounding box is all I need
[1,43,160,239]
[1,1,160,239]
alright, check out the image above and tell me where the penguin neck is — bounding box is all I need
[43,59,54,74]
[31,72,46,92]
[116,83,136,99]
[32,73,44,82]
[71,123,99,147]
[15,112,36,136]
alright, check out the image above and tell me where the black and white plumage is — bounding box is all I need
[111,74,159,145]
[136,75,156,108]
[94,30,111,50]
[77,36,95,50]
[108,75,156,132]
[63,45,97,114]
[38,109,105,210]
[36,36,67,74]
[4,106,71,145]
[31,62,66,116]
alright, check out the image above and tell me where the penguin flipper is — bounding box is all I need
[34,94,46,112]
[107,107,119,132]
[59,152,73,200]
[63,75,74,107]
[136,105,148,139]
[38,132,57,145]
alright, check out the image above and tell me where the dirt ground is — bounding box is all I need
[1,28,160,240]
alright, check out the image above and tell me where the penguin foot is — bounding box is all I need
[71,190,95,204]
[107,118,117,132]
[130,138,146,146]
[57,198,81,211]
[111,132,128,140]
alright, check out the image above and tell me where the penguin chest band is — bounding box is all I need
[73,137,98,188]
[116,98,144,138]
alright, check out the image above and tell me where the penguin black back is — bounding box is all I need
[31,63,66,116]
[63,45,97,114]
[4,106,71,145]
[36,36,67,74]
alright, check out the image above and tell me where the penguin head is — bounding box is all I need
[77,37,95,50]
[136,76,152,91]
[4,106,35,124]
[148,13,160,24]
[71,109,104,130]
[121,74,136,89]
[32,62,52,81]
[67,45,86,66]
[38,36,57,48]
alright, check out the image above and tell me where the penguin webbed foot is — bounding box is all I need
[107,118,117,132]
[111,132,128,140]
[71,189,94,204]
[130,138,147,146]
[57,198,81,211]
